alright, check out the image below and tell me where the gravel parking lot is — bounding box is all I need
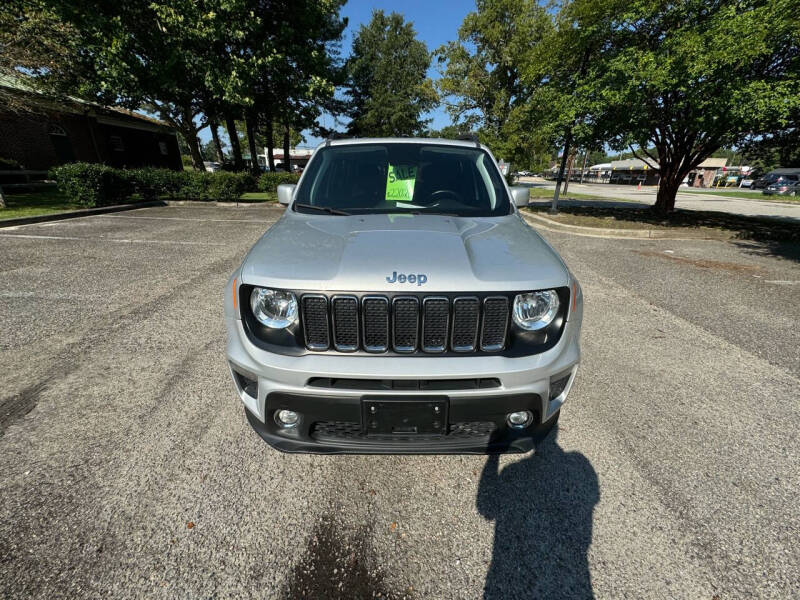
[1,205,799,599]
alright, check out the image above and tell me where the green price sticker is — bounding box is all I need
[385,164,417,202]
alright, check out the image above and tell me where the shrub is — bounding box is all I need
[257,171,300,193]
[129,167,184,201]
[50,163,134,207]
[206,172,257,202]
[51,164,259,205]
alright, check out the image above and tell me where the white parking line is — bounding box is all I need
[0,291,101,300]
[0,233,226,246]
[91,214,268,223]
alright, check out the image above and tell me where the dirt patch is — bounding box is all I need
[281,515,411,600]
[635,250,764,272]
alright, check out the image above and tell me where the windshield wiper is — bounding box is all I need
[408,210,462,217]
[294,203,352,216]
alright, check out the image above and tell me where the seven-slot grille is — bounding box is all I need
[300,294,509,354]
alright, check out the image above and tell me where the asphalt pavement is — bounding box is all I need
[1,205,799,599]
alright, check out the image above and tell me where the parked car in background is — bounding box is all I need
[763,174,799,196]
[204,161,222,172]
[752,168,800,190]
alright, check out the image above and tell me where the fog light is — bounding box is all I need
[274,409,299,428]
[507,410,533,429]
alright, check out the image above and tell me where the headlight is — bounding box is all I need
[512,290,560,331]
[250,287,298,328]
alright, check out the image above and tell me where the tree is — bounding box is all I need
[203,1,344,171]
[200,138,226,162]
[0,0,84,112]
[741,110,800,171]
[436,0,554,166]
[42,0,226,169]
[344,10,437,137]
[576,0,800,213]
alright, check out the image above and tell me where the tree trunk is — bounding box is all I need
[209,122,224,163]
[266,120,275,171]
[0,187,6,209]
[178,107,204,170]
[282,123,291,172]
[225,115,244,171]
[653,168,680,214]
[563,151,576,195]
[550,129,572,214]
[245,113,259,174]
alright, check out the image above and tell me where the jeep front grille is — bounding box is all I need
[300,293,510,354]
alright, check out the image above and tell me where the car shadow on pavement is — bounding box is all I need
[477,428,599,600]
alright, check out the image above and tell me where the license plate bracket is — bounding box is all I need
[361,397,448,435]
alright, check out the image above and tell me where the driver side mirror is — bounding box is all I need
[277,183,296,206]
[510,186,530,207]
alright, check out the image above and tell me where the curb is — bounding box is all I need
[0,201,166,228]
[164,200,281,208]
[522,211,733,241]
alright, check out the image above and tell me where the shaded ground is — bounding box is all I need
[526,203,800,244]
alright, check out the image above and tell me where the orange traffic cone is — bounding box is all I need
[637,182,642,191]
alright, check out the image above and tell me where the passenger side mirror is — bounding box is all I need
[510,186,530,207]
[277,183,296,206]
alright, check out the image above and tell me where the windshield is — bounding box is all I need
[293,143,511,217]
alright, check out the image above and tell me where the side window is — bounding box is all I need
[47,123,75,163]
[109,136,125,152]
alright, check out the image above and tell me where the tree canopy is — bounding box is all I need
[1,0,346,170]
[440,0,800,213]
[344,10,437,137]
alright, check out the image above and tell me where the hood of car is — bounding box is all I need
[240,210,570,293]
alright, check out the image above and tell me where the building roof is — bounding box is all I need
[610,158,658,170]
[0,73,173,131]
[589,163,612,170]
[697,157,728,168]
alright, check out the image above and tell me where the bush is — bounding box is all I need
[258,171,300,192]
[129,167,184,201]
[51,163,259,206]
[206,172,257,202]
[50,163,134,207]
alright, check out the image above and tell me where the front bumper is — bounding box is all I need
[226,294,582,454]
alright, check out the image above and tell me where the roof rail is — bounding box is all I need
[456,133,480,147]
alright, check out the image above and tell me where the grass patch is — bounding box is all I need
[526,187,614,202]
[1,187,87,220]
[533,211,673,231]
[525,205,800,242]
[0,188,278,221]
[681,189,772,200]
[238,191,277,202]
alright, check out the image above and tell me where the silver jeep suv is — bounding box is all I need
[225,138,583,453]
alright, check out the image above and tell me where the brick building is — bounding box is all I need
[0,76,181,172]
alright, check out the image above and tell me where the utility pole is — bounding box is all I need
[580,150,589,184]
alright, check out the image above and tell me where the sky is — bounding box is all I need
[198,0,472,149]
